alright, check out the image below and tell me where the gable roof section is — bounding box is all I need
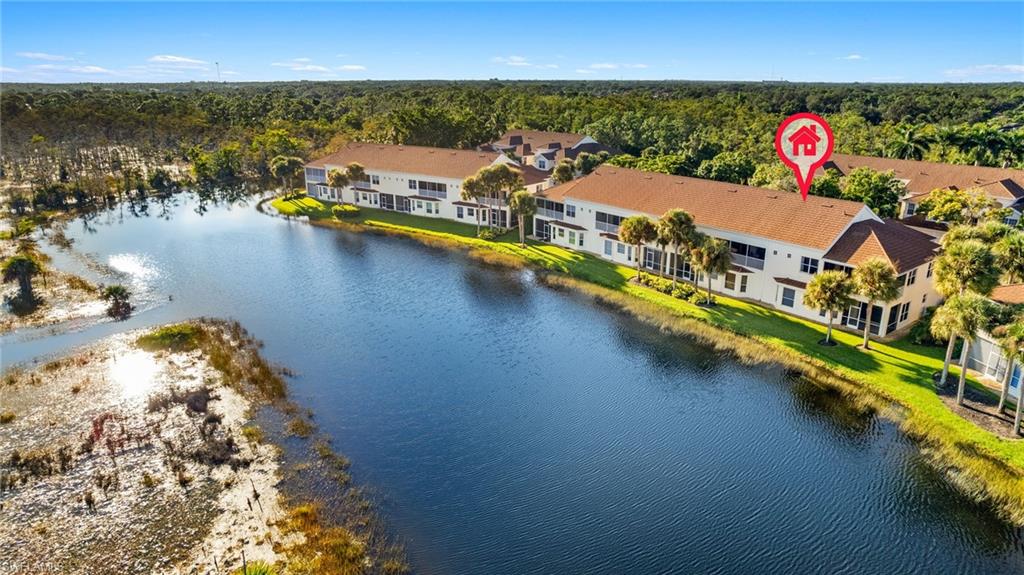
[823,153,1024,201]
[306,143,503,180]
[822,218,937,273]
[541,165,872,250]
[990,284,1024,306]
[489,130,587,152]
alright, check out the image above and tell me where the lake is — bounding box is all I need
[4,196,1023,574]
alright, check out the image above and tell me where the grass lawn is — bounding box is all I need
[271,195,1024,517]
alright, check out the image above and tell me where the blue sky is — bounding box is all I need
[2,2,1022,83]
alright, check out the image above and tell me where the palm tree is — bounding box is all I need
[887,123,933,160]
[995,232,1024,284]
[991,320,1024,414]
[930,292,989,404]
[659,209,696,288]
[470,163,524,229]
[803,270,856,345]
[101,284,132,320]
[619,215,657,281]
[507,190,536,246]
[689,235,731,305]
[552,160,575,184]
[2,254,42,304]
[851,257,900,350]
[344,162,368,188]
[327,168,349,201]
[933,240,1000,385]
[654,222,671,279]
[461,175,484,234]
[269,155,304,194]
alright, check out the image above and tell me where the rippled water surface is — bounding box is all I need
[5,197,1024,574]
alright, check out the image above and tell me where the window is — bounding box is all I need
[604,240,613,256]
[926,261,934,278]
[922,294,927,304]
[409,180,417,190]
[906,269,917,286]
[729,240,767,270]
[416,201,424,210]
[899,302,910,323]
[628,246,634,261]
[740,275,748,293]
[725,272,737,291]
[568,231,576,245]
[906,203,916,216]
[781,288,796,308]
[558,228,565,238]
[361,193,368,201]
[596,211,624,232]
[415,180,448,199]
[457,206,464,219]
[565,204,576,218]
[371,175,380,185]
[426,203,434,214]
[800,257,819,274]
[467,208,475,217]
[537,159,547,169]
[617,243,626,254]
[578,233,585,247]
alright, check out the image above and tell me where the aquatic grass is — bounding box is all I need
[270,194,1024,524]
[137,324,204,352]
[231,561,279,575]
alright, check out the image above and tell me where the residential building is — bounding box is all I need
[967,284,1023,402]
[481,130,614,190]
[303,142,546,228]
[822,154,1024,233]
[535,165,940,337]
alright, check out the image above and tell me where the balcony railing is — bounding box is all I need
[596,221,620,233]
[730,253,765,270]
[536,207,564,220]
[478,197,506,208]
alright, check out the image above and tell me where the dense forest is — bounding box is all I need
[2,80,1023,215]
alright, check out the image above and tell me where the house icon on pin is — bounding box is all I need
[788,125,821,156]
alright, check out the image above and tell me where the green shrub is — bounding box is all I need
[908,306,944,347]
[137,324,204,352]
[477,229,498,241]
[688,291,714,305]
[332,204,360,218]
[231,560,278,575]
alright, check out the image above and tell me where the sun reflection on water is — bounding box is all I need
[108,253,158,288]
[109,350,163,399]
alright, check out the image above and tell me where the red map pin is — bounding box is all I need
[775,112,834,200]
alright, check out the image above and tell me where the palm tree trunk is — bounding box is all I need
[940,334,956,387]
[518,214,525,246]
[671,248,678,288]
[957,340,971,405]
[825,312,833,343]
[659,249,666,279]
[18,275,33,302]
[862,304,872,350]
[475,209,481,235]
[999,356,1015,413]
[1015,391,1023,435]
[706,274,713,305]
[635,245,642,281]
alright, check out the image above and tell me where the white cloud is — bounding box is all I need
[16,51,71,61]
[337,64,367,71]
[272,59,330,72]
[575,69,595,75]
[0,67,18,73]
[492,55,557,69]
[28,63,115,75]
[148,54,206,65]
[944,64,1024,78]
[838,54,864,61]
[589,62,648,70]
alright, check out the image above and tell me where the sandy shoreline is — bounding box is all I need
[0,328,289,575]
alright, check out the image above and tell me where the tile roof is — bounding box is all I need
[990,284,1024,305]
[489,129,588,152]
[483,130,615,166]
[823,154,1024,201]
[822,218,938,273]
[541,165,872,250]
[775,277,808,290]
[306,143,504,180]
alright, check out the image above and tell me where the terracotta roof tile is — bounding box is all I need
[775,277,808,290]
[823,218,937,273]
[542,165,871,250]
[823,154,1024,201]
[307,143,504,180]
[990,284,1024,305]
